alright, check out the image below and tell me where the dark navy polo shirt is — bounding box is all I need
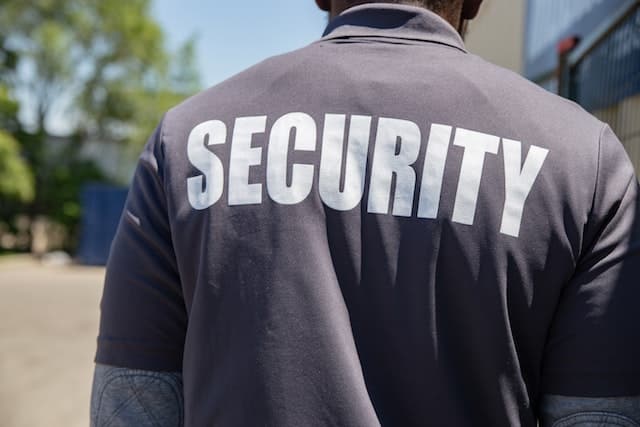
[96,4,640,426]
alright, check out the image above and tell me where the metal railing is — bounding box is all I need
[558,1,640,173]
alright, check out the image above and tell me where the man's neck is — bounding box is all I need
[329,0,463,32]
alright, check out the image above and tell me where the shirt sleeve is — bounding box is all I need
[95,120,187,372]
[541,125,640,397]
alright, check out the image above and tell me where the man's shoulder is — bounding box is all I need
[166,45,319,121]
[446,52,610,164]
[162,42,607,153]
[159,43,332,144]
[467,53,602,132]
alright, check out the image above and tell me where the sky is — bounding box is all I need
[37,1,327,135]
[152,0,329,89]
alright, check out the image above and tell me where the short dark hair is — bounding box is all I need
[345,0,459,15]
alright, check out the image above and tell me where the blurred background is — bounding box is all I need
[0,0,638,425]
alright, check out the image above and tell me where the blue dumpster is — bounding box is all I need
[78,183,128,266]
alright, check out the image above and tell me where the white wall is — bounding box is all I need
[464,0,526,74]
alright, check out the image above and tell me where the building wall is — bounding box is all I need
[464,0,526,74]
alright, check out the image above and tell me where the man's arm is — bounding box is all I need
[540,395,640,427]
[540,125,640,424]
[93,120,188,424]
[90,364,184,427]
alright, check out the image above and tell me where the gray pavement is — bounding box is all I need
[0,256,105,427]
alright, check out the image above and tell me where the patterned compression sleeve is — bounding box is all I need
[90,364,184,427]
[540,394,640,427]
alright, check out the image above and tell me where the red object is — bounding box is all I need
[557,36,580,55]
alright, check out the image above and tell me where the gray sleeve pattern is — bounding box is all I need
[540,394,640,427]
[91,363,184,427]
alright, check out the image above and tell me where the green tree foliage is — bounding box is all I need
[0,54,33,204]
[0,129,34,203]
[0,0,201,251]
[0,0,199,141]
[124,37,202,151]
[0,84,19,132]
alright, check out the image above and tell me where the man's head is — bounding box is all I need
[315,0,483,34]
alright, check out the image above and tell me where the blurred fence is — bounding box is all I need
[567,3,640,172]
[525,0,633,81]
[535,0,640,174]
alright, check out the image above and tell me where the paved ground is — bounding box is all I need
[0,256,105,427]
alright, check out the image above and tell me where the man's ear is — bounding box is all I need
[315,0,331,12]
[461,0,483,19]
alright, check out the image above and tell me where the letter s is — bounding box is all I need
[187,120,227,210]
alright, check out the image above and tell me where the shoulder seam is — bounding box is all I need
[592,124,607,218]
[583,123,608,261]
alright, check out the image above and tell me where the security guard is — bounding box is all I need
[91,1,640,426]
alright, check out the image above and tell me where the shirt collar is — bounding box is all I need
[321,3,467,53]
